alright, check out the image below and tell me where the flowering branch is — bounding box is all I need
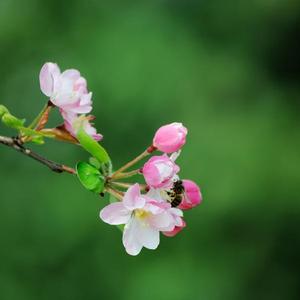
[0,61,203,256]
[0,135,76,174]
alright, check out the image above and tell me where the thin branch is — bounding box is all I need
[110,181,148,191]
[0,135,76,174]
[110,169,141,180]
[105,186,124,201]
[111,146,156,179]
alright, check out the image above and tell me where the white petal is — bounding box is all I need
[170,150,181,162]
[169,207,183,217]
[60,69,81,81]
[39,62,60,97]
[138,224,160,250]
[148,211,174,230]
[99,203,131,225]
[122,218,143,256]
[146,188,164,202]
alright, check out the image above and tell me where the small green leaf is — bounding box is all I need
[77,127,110,164]
[1,113,25,129]
[0,105,9,117]
[76,161,105,193]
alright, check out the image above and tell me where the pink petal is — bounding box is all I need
[99,202,131,225]
[123,184,145,210]
[39,62,60,97]
[74,77,88,93]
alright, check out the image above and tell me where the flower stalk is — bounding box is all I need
[111,146,155,179]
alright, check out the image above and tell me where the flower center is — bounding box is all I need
[134,209,150,220]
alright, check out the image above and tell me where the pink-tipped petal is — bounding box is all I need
[39,62,60,97]
[123,184,145,210]
[143,155,180,189]
[99,202,131,225]
[74,77,88,93]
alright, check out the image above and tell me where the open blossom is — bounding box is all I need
[39,62,92,114]
[142,154,180,188]
[178,180,202,210]
[62,111,102,141]
[153,122,187,153]
[100,184,181,255]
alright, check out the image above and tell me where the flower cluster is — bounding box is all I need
[100,122,202,255]
[1,62,202,257]
[39,62,102,141]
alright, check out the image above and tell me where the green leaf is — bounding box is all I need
[0,105,9,117]
[77,127,110,164]
[1,113,25,129]
[76,161,105,193]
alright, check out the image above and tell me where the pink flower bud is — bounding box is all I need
[153,122,187,153]
[163,218,186,237]
[142,155,180,188]
[178,179,202,210]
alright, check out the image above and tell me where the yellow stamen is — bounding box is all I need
[134,209,150,219]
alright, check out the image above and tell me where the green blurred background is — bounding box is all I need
[0,0,300,299]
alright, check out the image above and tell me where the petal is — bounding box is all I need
[138,224,160,250]
[68,104,93,114]
[169,207,183,217]
[146,188,165,202]
[80,92,92,106]
[99,202,131,225]
[39,62,60,97]
[170,150,181,162]
[122,217,143,256]
[148,211,174,230]
[60,69,81,82]
[123,184,145,210]
[74,77,88,93]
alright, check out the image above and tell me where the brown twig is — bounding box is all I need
[0,135,76,174]
[105,186,124,201]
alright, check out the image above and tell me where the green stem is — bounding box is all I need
[111,145,155,179]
